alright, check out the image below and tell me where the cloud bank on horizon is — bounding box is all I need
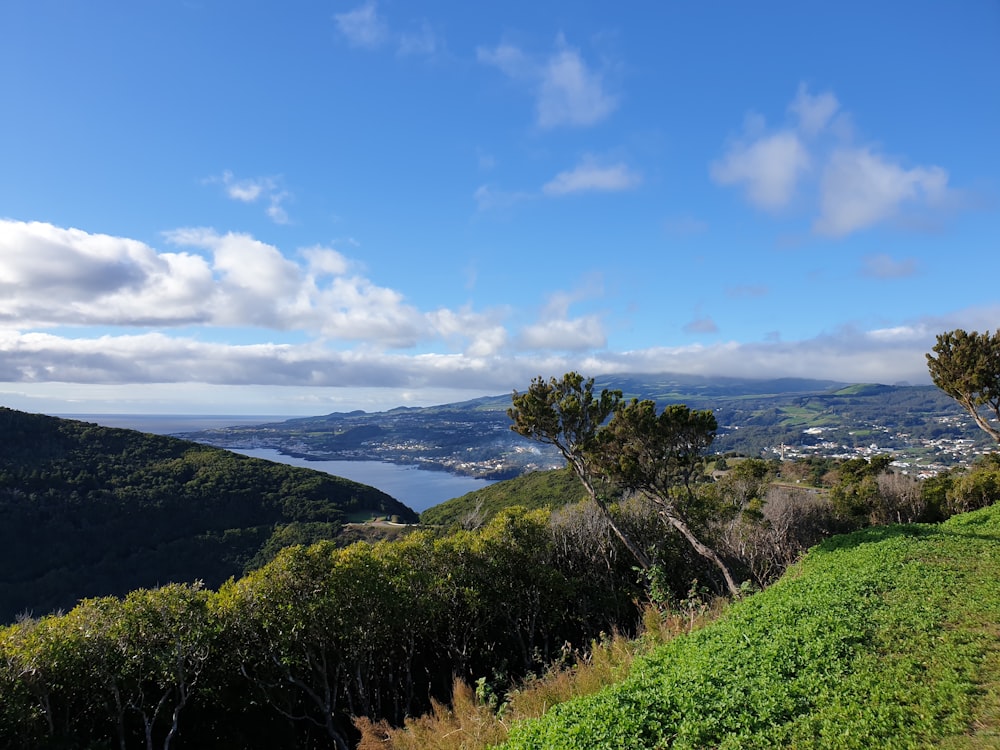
[0,2,997,415]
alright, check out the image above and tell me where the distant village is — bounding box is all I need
[758,414,990,478]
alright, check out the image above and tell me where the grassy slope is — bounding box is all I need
[420,466,585,526]
[499,505,1000,749]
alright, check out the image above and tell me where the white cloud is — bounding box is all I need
[710,129,810,211]
[478,36,617,129]
[1,312,973,392]
[334,2,387,49]
[301,245,350,277]
[515,280,607,351]
[788,83,840,136]
[5,221,994,414]
[6,302,1000,412]
[5,219,633,373]
[543,158,641,196]
[212,171,291,224]
[334,2,437,57]
[713,85,955,236]
[0,220,215,326]
[477,43,530,78]
[518,316,606,351]
[815,147,949,236]
[428,307,509,357]
[537,43,617,128]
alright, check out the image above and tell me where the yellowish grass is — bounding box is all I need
[355,600,727,750]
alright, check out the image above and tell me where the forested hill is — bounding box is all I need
[0,407,418,622]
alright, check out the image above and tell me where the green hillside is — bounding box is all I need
[420,466,585,526]
[498,504,1000,749]
[0,407,418,622]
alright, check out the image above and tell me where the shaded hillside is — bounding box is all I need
[499,504,1000,749]
[0,408,417,622]
[420,466,585,526]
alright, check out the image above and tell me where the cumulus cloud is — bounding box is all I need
[543,158,641,196]
[515,281,608,351]
[712,85,954,236]
[165,227,429,345]
[710,127,810,211]
[0,220,439,346]
[815,148,949,236]
[478,35,617,128]
[1,220,624,385]
[518,316,606,351]
[5,219,994,412]
[0,220,215,326]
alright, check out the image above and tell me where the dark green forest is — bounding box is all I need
[0,408,417,621]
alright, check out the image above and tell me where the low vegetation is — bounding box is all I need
[420,466,586,527]
[2,330,998,748]
[496,503,1000,749]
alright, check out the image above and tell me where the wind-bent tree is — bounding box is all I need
[927,329,1000,444]
[588,399,742,598]
[509,374,652,570]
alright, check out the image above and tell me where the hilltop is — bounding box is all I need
[0,407,417,622]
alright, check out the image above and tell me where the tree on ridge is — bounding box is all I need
[508,373,652,570]
[927,329,1000,444]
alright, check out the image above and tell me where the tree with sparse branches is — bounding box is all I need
[508,373,652,570]
[927,329,1000,444]
[587,399,742,598]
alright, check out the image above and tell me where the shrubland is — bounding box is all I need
[3,332,1000,748]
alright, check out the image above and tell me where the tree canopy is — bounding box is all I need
[927,329,1000,444]
[587,399,741,598]
[510,374,739,594]
[509,374,651,569]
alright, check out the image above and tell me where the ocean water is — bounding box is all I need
[231,448,496,513]
[56,414,286,435]
[57,415,495,513]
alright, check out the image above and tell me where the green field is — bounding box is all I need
[498,504,1000,749]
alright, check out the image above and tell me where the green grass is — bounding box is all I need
[497,504,1000,749]
[420,466,585,526]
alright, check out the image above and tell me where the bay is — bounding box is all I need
[231,447,496,514]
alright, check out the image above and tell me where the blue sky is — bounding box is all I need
[1,1,998,415]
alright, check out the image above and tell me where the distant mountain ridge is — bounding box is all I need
[180,373,992,478]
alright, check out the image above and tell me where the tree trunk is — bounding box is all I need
[660,509,742,598]
[571,457,651,570]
